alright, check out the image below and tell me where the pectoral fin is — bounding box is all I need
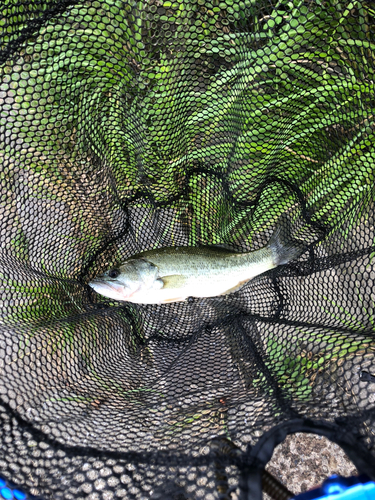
[161,274,187,289]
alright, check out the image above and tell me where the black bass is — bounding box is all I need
[89,224,303,304]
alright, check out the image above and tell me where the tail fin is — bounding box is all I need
[268,217,305,266]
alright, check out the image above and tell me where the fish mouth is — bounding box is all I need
[89,277,106,285]
[88,278,107,289]
[88,279,125,295]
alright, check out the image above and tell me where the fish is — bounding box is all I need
[88,222,304,304]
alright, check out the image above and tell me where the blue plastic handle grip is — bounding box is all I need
[0,473,374,499]
[292,475,375,500]
[0,478,42,500]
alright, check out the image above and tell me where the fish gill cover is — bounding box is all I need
[0,0,375,498]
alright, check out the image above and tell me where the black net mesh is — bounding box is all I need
[1,0,375,498]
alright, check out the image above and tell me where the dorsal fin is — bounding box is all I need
[205,243,239,252]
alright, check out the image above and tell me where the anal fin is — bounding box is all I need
[218,278,250,296]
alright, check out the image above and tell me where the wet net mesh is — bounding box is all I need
[1,0,375,498]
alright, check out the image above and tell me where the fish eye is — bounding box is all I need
[108,268,120,279]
